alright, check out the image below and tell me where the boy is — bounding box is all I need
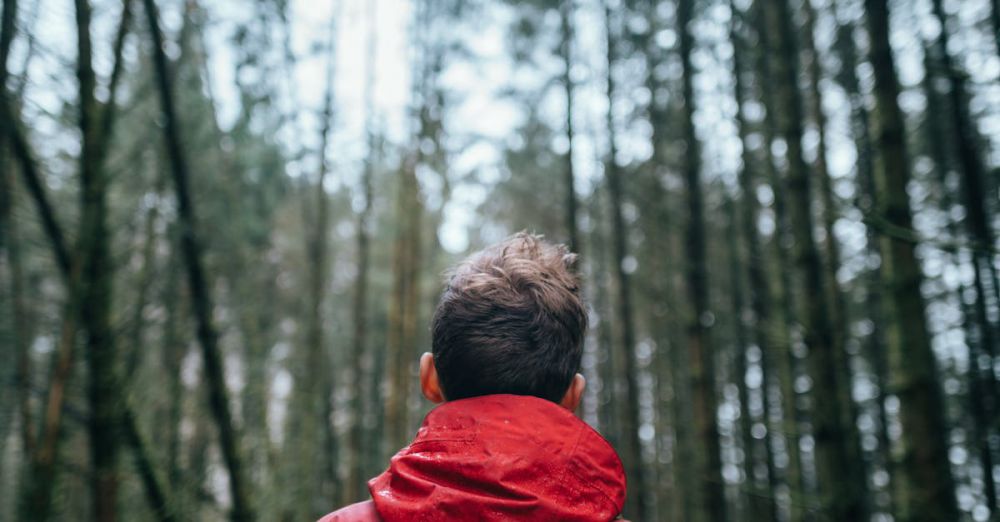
[319,233,627,521]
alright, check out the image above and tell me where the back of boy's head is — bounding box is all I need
[431,232,587,403]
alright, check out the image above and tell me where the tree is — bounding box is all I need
[296,9,340,517]
[142,0,254,519]
[559,0,579,256]
[603,2,648,519]
[922,40,998,515]
[927,0,1000,395]
[748,2,807,514]
[831,10,895,511]
[760,0,867,517]
[800,0,870,511]
[729,3,779,518]
[74,0,124,518]
[346,0,378,504]
[676,0,725,520]
[864,0,959,519]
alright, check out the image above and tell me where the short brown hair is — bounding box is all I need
[431,233,587,403]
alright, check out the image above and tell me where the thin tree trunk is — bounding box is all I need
[591,190,620,444]
[677,1,726,520]
[800,0,871,514]
[161,247,185,494]
[729,4,779,519]
[559,0,579,256]
[386,156,422,451]
[603,3,647,519]
[832,12,895,512]
[761,0,866,518]
[6,166,33,457]
[142,1,254,519]
[125,173,163,379]
[75,0,136,517]
[725,193,766,520]
[3,92,72,279]
[299,11,339,515]
[922,44,998,515]
[928,0,1000,382]
[639,8,682,517]
[748,1,807,515]
[116,242,178,522]
[0,0,34,460]
[348,0,377,502]
[123,403,178,522]
[864,0,959,519]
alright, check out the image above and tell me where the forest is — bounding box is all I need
[0,0,998,520]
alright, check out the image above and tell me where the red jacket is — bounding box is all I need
[318,394,626,522]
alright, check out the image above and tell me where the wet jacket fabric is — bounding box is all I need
[317,394,626,522]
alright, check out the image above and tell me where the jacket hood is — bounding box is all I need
[367,394,626,522]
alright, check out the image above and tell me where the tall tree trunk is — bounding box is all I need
[348,0,377,502]
[590,190,620,444]
[161,247,185,494]
[74,0,132,518]
[603,3,648,519]
[864,0,959,519]
[639,7,683,518]
[299,12,339,516]
[6,164,33,458]
[800,0,871,513]
[559,0,579,256]
[748,1,806,515]
[761,0,866,518]
[922,43,998,515]
[142,1,254,519]
[928,0,1000,385]
[832,12,896,512]
[4,117,71,278]
[0,0,34,460]
[385,156,422,451]
[677,1,725,520]
[729,4,779,519]
[725,192,766,521]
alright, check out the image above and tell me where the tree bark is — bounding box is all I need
[864,0,959,519]
[725,193,766,521]
[4,106,72,279]
[559,0,579,256]
[928,0,1000,386]
[761,0,866,518]
[749,0,807,514]
[676,1,726,520]
[385,155,422,452]
[800,0,871,514]
[348,0,376,503]
[75,0,137,518]
[831,12,896,512]
[603,3,648,519]
[922,42,998,515]
[0,0,34,462]
[142,0,254,519]
[729,4,779,519]
[299,12,339,516]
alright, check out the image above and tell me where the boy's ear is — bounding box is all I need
[420,352,445,404]
[559,373,586,412]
